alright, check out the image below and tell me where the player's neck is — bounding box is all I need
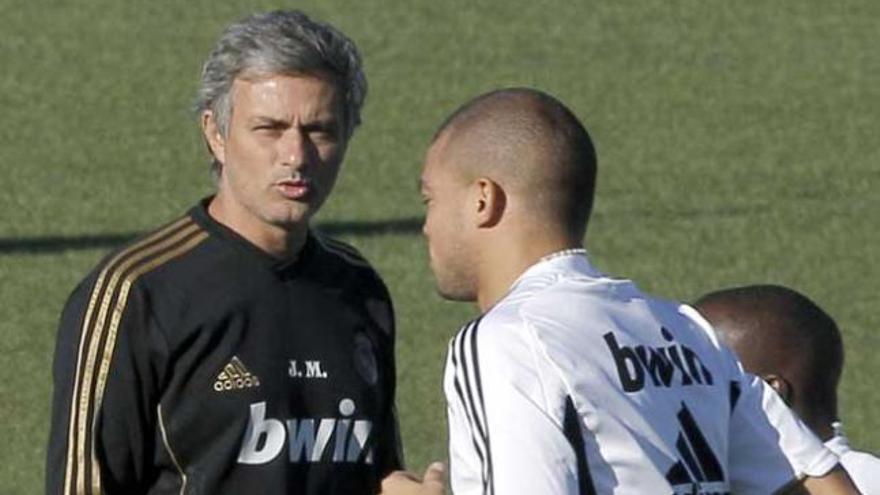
[476,231,581,312]
[804,412,837,442]
[207,194,308,260]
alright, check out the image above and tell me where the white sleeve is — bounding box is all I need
[728,372,839,494]
[444,317,589,495]
[838,450,880,494]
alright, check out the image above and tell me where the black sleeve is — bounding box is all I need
[365,278,405,474]
[46,274,168,495]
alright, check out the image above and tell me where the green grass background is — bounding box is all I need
[1,0,878,492]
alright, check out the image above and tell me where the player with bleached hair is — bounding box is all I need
[382,88,860,494]
[696,284,880,494]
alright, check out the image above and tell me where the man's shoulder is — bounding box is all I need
[307,231,394,334]
[308,231,389,292]
[447,309,538,381]
[471,274,641,362]
[58,212,212,343]
[516,277,720,347]
[75,213,210,297]
[511,266,642,313]
[311,230,375,271]
[469,303,529,345]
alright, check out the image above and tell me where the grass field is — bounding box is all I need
[2,1,878,492]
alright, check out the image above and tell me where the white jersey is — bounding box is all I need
[825,423,880,494]
[443,252,837,495]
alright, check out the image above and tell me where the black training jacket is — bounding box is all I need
[46,199,402,495]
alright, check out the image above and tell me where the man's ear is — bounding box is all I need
[764,374,793,406]
[201,110,226,166]
[473,177,505,228]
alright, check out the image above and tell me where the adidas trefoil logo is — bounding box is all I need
[214,356,261,392]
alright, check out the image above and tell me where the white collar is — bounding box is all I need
[824,422,852,456]
[509,248,604,290]
[537,247,589,264]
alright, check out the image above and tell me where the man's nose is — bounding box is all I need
[279,129,309,167]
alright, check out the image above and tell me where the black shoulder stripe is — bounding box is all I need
[562,396,597,495]
[452,317,494,495]
[467,318,493,494]
[451,338,488,486]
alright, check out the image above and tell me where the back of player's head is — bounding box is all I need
[694,285,843,430]
[433,88,597,240]
[196,10,366,173]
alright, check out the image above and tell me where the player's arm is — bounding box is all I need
[445,318,588,494]
[370,280,406,474]
[777,465,861,494]
[728,372,855,495]
[376,404,405,474]
[46,277,167,494]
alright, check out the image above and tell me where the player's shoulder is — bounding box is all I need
[309,230,388,289]
[511,260,639,313]
[308,230,392,310]
[446,305,538,380]
[59,213,210,337]
[311,230,376,271]
[473,299,532,345]
[81,213,208,290]
[464,268,632,366]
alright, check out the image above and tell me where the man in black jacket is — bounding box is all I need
[46,10,402,494]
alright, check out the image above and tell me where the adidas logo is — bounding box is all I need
[213,356,261,392]
[665,403,728,494]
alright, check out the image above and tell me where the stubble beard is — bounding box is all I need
[432,257,477,302]
[263,200,314,229]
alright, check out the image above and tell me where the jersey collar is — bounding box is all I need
[824,422,852,457]
[509,247,605,291]
[189,196,315,275]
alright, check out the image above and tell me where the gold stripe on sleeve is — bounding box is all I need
[61,216,199,495]
[89,230,208,493]
[77,223,201,494]
[157,404,188,495]
[64,216,191,495]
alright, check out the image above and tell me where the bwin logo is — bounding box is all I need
[237,399,374,465]
[603,328,714,393]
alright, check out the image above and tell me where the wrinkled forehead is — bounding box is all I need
[230,70,345,120]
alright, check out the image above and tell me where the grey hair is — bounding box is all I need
[195,10,367,172]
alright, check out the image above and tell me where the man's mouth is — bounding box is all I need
[276,178,311,200]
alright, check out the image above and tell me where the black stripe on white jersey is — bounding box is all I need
[451,317,494,495]
[562,396,597,495]
[449,335,487,485]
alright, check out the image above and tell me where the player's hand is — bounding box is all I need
[380,462,446,495]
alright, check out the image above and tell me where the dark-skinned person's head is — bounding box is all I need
[695,284,843,441]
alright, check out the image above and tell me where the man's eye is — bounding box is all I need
[310,128,337,141]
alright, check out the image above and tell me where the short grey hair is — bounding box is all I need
[196,10,367,171]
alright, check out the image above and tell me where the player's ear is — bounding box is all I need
[201,110,227,166]
[473,177,505,228]
[764,374,793,405]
